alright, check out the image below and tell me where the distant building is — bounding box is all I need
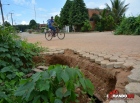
[39,24,46,28]
[87,8,101,30]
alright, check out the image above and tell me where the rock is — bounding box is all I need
[127,95,140,103]
[59,50,64,54]
[123,62,135,68]
[101,60,110,68]
[135,61,140,65]
[98,53,106,57]
[89,52,95,55]
[53,51,59,54]
[120,55,128,58]
[73,49,77,54]
[25,73,33,77]
[95,57,104,64]
[82,53,90,58]
[85,54,91,59]
[114,62,124,68]
[40,52,48,55]
[133,65,140,69]
[117,58,126,62]
[89,56,98,62]
[104,55,112,60]
[32,68,43,72]
[125,83,140,96]
[131,68,139,73]
[110,56,119,62]
[125,59,136,63]
[128,68,140,82]
[106,62,115,69]
[37,66,48,70]
[109,100,126,103]
[47,52,53,55]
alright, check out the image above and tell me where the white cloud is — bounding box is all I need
[21,21,28,25]
[13,0,30,5]
[125,0,140,17]
[15,13,22,17]
[13,0,36,5]
[31,0,36,5]
[51,8,57,12]
[99,5,106,9]
[85,1,109,9]
[49,11,60,17]
[37,8,47,12]
[86,2,95,8]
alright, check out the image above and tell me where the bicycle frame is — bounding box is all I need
[45,26,65,41]
[48,27,59,35]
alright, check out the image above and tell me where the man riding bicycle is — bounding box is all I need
[47,16,56,37]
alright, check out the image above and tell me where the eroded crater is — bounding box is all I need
[33,49,131,102]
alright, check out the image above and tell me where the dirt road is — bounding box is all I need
[20,32,140,57]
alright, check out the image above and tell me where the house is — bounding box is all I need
[39,24,46,28]
[87,8,100,30]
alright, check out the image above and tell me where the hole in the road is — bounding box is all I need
[33,49,119,102]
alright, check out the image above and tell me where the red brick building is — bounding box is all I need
[39,24,46,28]
[87,8,100,30]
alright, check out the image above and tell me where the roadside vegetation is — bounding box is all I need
[0,26,94,103]
[114,15,140,35]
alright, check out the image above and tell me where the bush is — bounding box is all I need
[0,26,45,102]
[95,21,104,32]
[28,29,33,33]
[81,20,92,32]
[95,15,115,32]
[114,15,140,35]
[104,15,115,31]
[15,65,94,103]
[0,26,44,72]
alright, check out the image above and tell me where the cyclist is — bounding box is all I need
[47,16,56,37]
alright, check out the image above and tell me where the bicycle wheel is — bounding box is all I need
[45,32,53,41]
[57,32,65,40]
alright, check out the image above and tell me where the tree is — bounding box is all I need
[54,15,63,29]
[29,19,37,29]
[15,25,29,32]
[81,20,92,32]
[90,13,100,24]
[69,0,89,31]
[54,15,60,26]
[59,0,73,26]
[95,9,115,31]
[4,21,11,27]
[105,0,129,25]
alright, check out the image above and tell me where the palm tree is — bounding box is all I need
[105,0,129,25]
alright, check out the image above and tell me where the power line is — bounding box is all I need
[9,3,34,11]
[9,12,13,26]
[0,0,5,26]
[34,5,36,21]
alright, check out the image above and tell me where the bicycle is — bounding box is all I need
[45,26,65,41]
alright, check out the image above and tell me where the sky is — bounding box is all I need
[0,0,140,25]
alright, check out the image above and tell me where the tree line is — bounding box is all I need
[57,0,130,32]
[3,0,140,34]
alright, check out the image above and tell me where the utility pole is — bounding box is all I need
[9,12,13,26]
[0,0,5,26]
[34,5,36,21]
[7,13,8,20]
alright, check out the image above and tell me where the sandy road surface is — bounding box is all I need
[19,32,140,56]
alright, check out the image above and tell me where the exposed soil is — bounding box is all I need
[33,49,132,103]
